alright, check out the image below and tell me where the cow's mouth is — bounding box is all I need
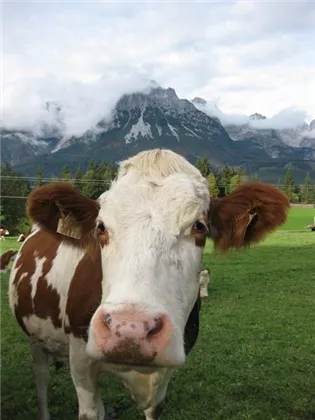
[102,355,156,367]
[102,356,178,370]
[103,359,166,374]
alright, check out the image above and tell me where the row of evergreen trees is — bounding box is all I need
[1,158,314,234]
[35,161,117,199]
[195,156,315,203]
[0,161,117,233]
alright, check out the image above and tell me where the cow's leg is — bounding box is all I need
[142,372,172,420]
[69,342,104,420]
[120,368,173,420]
[30,342,51,420]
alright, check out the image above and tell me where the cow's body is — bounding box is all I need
[10,226,190,418]
[9,149,289,420]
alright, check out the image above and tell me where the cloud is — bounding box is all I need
[2,1,315,137]
[196,100,311,130]
[2,64,154,137]
[304,129,315,140]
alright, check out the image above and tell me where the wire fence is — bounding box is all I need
[1,176,315,202]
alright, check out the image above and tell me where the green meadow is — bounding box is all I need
[1,207,315,419]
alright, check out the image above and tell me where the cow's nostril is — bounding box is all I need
[104,313,112,326]
[147,317,163,339]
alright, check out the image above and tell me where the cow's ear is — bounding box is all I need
[208,182,289,252]
[27,183,100,238]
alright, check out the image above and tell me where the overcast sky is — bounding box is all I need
[2,1,315,135]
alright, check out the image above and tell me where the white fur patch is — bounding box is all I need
[44,243,85,328]
[24,314,69,357]
[89,149,209,363]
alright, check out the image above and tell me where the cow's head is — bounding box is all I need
[27,149,289,369]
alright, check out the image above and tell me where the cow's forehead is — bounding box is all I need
[98,170,210,235]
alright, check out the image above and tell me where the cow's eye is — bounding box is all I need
[193,220,209,234]
[97,221,106,233]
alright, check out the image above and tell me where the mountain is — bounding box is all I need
[5,86,271,176]
[299,119,315,149]
[0,128,60,166]
[0,101,64,166]
[192,97,315,150]
[1,84,315,182]
[249,113,267,121]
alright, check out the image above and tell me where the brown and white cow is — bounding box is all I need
[17,233,26,242]
[8,149,289,420]
[0,249,18,272]
[199,269,210,298]
[0,228,10,239]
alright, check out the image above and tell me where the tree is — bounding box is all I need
[220,164,234,192]
[74,165,83,191]
[0,164,31,234]
[35,165,44,188]
[229,174,242,193]
[238,167,248,178]
[208,172,219,197]
[0,205,6,224]
[81,161,104,199]
[60,165,72,182]
[301,173,315,204]
[195,156,210,177]
[283,168,296,202]
[252,173,260,182]
[238,167,248,183]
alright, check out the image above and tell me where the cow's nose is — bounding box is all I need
[91,308,172,364]
[103,312,164,340]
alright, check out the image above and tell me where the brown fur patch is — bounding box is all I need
[65,241,102,340]
[12,230,61,334]
[0,249,17,270]
[27,183,100,246]
[190,215,208,247]
[98,230,110,247]
[193,236,206,248]
[208,182,290,252]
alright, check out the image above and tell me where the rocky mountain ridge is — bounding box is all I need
[1,84,315,182]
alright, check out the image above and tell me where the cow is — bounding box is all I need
[0,228,9,239]
[8,149,289,420]
[199,269,210,298]
[17,234,26,242]
[1,249,18,272]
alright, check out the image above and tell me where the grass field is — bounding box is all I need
[279,207,315,231]
[1,208,315,420]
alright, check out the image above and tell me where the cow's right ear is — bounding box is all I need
[208,182,289,252]
[27,183,100,238]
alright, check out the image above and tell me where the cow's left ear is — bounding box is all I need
[28,183,100,238]
[208,182,290,252]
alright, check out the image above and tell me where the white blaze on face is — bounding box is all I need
[92,150,210,362]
